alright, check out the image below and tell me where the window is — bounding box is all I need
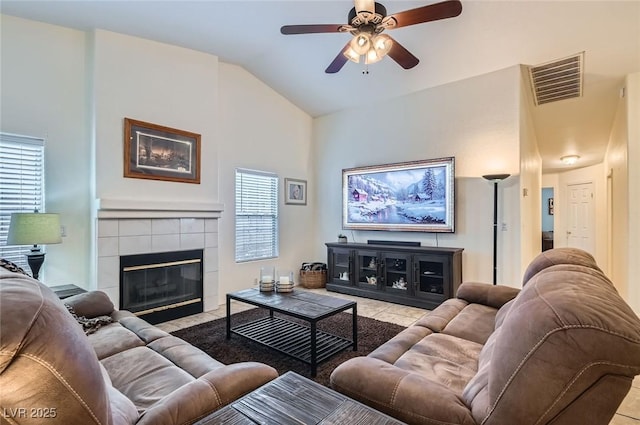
[235,168,279,262]
[0,133,45,268]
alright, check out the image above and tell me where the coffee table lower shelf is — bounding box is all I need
[232,316,353,366]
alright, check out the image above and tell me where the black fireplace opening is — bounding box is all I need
[120,249,204,324]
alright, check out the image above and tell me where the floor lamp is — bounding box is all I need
[482,174,510,285]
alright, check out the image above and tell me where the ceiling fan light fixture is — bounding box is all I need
[372,33,392,55]
[343,46,361,63]
[365,48,383,64]
[350,33,371,55]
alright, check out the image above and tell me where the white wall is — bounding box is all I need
[92,30,219,203]
[217,63,315,297]
[0,15,91,286]
[314,67,522,287]
[519,66,543,271]
[604,72,639,314]
[627,73,640,314]
[605,85,629,297]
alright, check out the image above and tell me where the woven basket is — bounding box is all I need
[299,270,327,289]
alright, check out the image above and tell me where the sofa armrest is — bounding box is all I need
[330,357,476,425]
[456,282,520,309]
[136,362,278,425]
[64,290,115,318]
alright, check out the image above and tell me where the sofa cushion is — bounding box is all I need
[147,335,225,378]
[106,383,139,425]
[442,303,498,345]
[118,313,172,344]
[101,346,195,414]
[521,247,599,285]
[394,333,483,393]
[88,322,146,360]
[413,297,468,332]
[368,323,433,363]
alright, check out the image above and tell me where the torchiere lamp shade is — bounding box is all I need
[7,213,62,245]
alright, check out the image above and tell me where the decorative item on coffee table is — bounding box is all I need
[259,266,275,292]
[276,270,294,293]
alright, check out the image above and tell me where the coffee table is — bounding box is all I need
[195,371,404,425]
[226,288,357,376]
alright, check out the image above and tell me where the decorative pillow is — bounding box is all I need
[0,258,30,276]
[64,303,113,335]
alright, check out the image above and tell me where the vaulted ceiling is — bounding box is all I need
[2,1,639,172]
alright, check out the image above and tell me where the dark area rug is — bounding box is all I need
[171,308,406,387]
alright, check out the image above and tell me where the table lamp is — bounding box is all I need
[7,211,61,280]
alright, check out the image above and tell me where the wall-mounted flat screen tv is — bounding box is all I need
[342,157,455,233]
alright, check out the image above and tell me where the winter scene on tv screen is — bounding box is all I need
[346,165,449,225]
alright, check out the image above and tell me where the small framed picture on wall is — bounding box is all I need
[285,178,307,205]
[548,197,554,215]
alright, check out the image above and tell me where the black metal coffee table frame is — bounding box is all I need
[226,288,357,376]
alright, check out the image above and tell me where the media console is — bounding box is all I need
[326,242,463,310]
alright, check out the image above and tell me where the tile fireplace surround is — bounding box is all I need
[94,199,223,313]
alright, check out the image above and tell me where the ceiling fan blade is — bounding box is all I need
[388,0,462,29]
[281,24,343,35]
[387,37,420,69]
[325,43,351,74]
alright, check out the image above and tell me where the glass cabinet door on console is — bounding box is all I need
[356,249,380,289]
[328,247,352,285]
[414,254,451,302]
[381,252,411,295]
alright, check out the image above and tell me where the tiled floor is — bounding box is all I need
[156,287,640,424]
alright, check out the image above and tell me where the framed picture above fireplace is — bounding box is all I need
[124,117,201,184]
[342,157,455,233]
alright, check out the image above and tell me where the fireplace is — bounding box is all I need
[120,249,203,324]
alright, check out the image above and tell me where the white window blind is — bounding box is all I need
[235,168,279,262]
[0,133,45,268]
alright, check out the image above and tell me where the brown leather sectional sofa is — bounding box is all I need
[330,248,640,425]
[0,268,278,425]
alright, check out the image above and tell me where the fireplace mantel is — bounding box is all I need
[95,198,224,219]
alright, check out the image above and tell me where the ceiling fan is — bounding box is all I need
[280,0,462,73]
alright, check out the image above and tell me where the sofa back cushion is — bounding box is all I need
[462,263,640,425]
[0,269,113,424]
[521,247,600,286]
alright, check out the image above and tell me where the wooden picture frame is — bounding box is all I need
[124,118,201,184]
[285,178,307,205]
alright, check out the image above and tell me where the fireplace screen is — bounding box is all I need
[120,249,203,322]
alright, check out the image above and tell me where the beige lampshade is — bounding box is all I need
[7,213,62,246]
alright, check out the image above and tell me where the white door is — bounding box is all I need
[566,182,595,254]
